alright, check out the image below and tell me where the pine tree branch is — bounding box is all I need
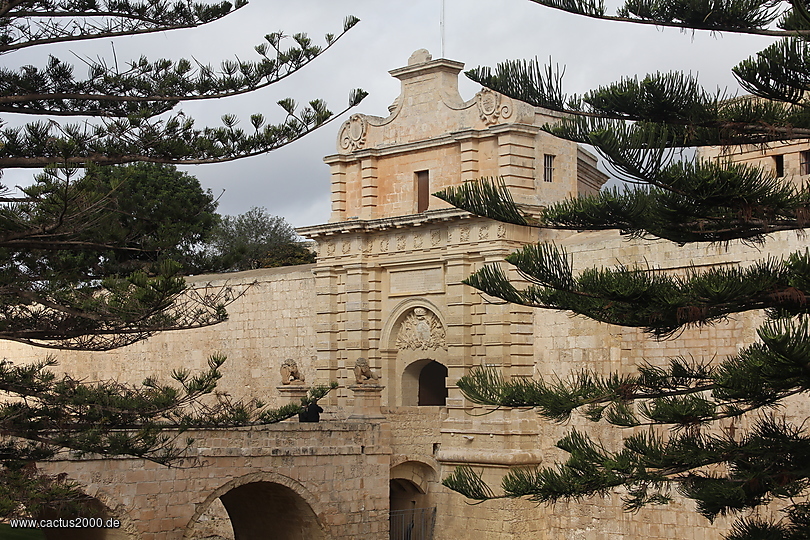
[526,0,801,36]
[0,16,362,117]
[464,247,810,336]
[467,62,810,146]
[0,0,245,53]
[0,92,367,168]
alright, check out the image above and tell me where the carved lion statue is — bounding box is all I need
[280,358,305,385]
[354,357,379,385]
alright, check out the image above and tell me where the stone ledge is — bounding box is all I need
[194,445,365,457]
[297,209,473,238]
[436,449,543,466]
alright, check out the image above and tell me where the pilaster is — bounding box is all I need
[458,136,480,182]
[314,266,342,403]
[497,129,536,201]
[360,157,379,220]
[329,162,347,222]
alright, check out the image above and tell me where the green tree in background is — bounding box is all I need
[0,1,354,518]
[199,206,314,272]
[438,0,810,538]
[77,163,219,271]
[82,166,316,274]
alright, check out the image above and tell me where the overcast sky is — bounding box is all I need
[6,0,776,227]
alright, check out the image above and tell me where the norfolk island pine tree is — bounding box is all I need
[437,0,810,538]
[0,1,355,518]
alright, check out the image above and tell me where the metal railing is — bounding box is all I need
[389,507,436,540]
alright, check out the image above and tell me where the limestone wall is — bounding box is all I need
[1,265,319,409]
[700,139,810,189]
[10,230,803,539]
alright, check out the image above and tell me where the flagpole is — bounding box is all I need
[440,0,446,58]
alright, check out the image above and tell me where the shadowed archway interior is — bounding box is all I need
[402,360,448,406]
[418,361,447,406]
[219,481,326,540]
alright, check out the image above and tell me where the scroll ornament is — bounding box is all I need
[339,114,368,151]
[476,88,512,126]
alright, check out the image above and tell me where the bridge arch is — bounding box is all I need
[390,458,437,497]
[184,472,329,540]
[389,460,438,540]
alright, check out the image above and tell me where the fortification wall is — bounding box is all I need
[501,228,805,540]
[7,228,805,539]
[1,265,319,409]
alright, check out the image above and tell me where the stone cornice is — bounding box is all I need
[388,57,465,80]
[435,449,543,466]
[296,209,475,238]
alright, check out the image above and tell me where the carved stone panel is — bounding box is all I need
[389,267,444,296]
[476,88,513,126]
[338,114,368,152]
[396,307,447,351]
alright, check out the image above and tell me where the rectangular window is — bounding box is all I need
[416,170,430,213]
[544,154,555,182]
[773,155,785,177]
[801,151,810,175]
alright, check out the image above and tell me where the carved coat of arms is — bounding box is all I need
[396,307,447,350]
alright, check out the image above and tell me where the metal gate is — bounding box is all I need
[389,507,436,540]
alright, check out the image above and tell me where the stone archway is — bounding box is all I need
[389,461,437,540]
[402,360,448,406]
[382,301,448,407]
[185,473,329,540]
[220,482,326,540]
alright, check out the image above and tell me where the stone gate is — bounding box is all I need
[7,48,807,539]
[39,421,390,540]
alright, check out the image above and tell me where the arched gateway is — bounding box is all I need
[186,472,328,540]
[30,48,614,540]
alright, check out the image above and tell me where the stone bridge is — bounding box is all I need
[39,420,392,540]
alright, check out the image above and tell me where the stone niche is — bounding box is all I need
[389,305,449,407]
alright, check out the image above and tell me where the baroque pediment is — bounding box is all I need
[332,50,534,155]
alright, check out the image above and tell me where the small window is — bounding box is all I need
[773,155,785,177]
[801,151,810,175]
[543,154,555,182]
[416,170,430,213]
